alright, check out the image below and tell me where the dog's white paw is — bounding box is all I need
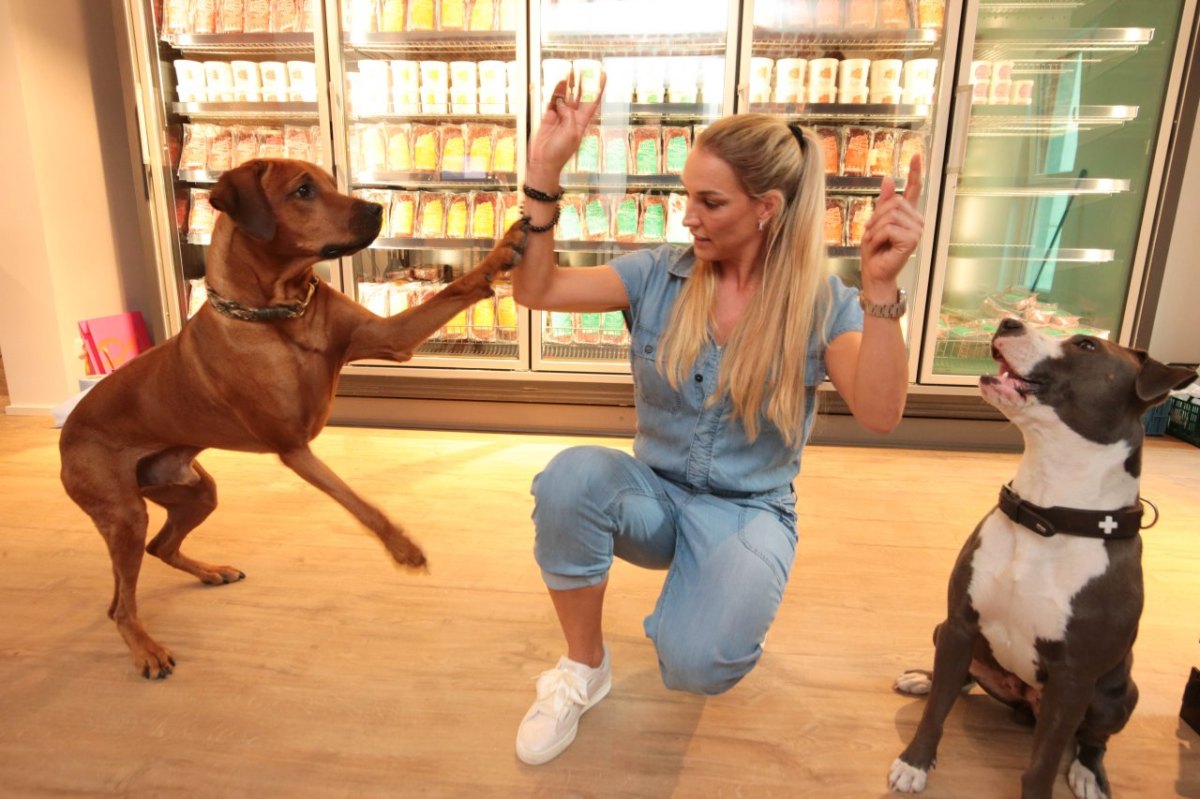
[1068,758,1108,799]
[894,669,933,696]
[888,758,928,793]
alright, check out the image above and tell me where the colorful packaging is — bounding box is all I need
[495,283,518,341]
[574,126,602,173]
[492,127,517,173]
[847,197,874,246]
[868,129,897,177]
[206,126,233,172]
[602,127,630,174]
[440,0,466,29]
[439,124,466,173]
[816,126,840,175]
[445,192,470,238]
[389,191,418,237]
[499,191,522,231]
[601,311,628,346]
[469,0,496,30]
[823,197,846,246]
[231,126,259,167]
[465,123,496,174]
[583,194,610,241]
[257,126,286,158]
[379,0,407,31]
[640,195,667,242]
[557,194,585,241]
[631,125,662,175]
[412,124,440,171]
[270,0,302,31]
[408,0,436,30]
[544,311,575,344]
[577,311,604,344]
[188,188,215,238]
[896,131,926,178]
[666,193,690,243]
[662,127,691,174]
[469,191,498,239]
[469,296,497,341]
[842,127,872,177]
[417,191,447,238]
[180,123,212,171]
[218,0,245,32]
[611,194,641,242]
[385,123,412,171]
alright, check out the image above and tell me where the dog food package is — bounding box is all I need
[343,0,379,32]
[918,0,944,30]
[417,191,447,238]
[360,123,388,172]
[464,124,495,174]
[576,311,604,345]
[180,123,211,170]
[640,195,667,242]
[270,0,301,31]
[896,130,926,178]
[846,197,874,246]
[438,124,465,173]
[601,311,628,346]
[868,128,897,177]
[441,306,470,340]
[556,193,585,241]
[389,191,418,237]
[411,124,441,172]
[815,126,840,175]
[348,124,364,172]
[665,192,690,243]
[583,194,610,241]
[379,0,406,30]
[440,0,466,29]
[499,191,522,231]
[611,194,641,242]
[602,127,631,174]
[257,126,285,158]
[469,191,498,239]
[631,126,662,176]
[358,282,390,317]
[444,192,471,238]
[492,127,517,174]
[573,126,602,174]
[494,283,517,340]
[162,0,191,35]
[207,126,233,172]
[385,123,412,171]
[878,0,913,28]
[231,125,259,166]
[662,127,691,175]
[469,295,497,341]
[407,0,436,30]
[188,188,216,238]
[543,311,576,344]
[823,197,846,246]
[469,0,496,30]
[244,0,271,31]
[841,127,872,177]
[814,0,840,28]
[309,125,326,166]
[282,125,311,161]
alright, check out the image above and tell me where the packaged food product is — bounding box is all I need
[389,191,418,237]
[499,192,522,231]
[361,123,387,171]
[815,127,840,175]
[232,126,259,167]
[574,126,602,173]
[494,283,517,340]
[971,80,990,105]
[1011,79,1035,106]
[439,0,466,29]
[661,127,691,175]
[631,126,662,175]
[846,197,874,245]
[611,194,641,242]
[814,0,840,28]
[896,131,925,178]
[556,194,585,241]
[469,0,496,30]
[846,0,874,27]
[842,126,872,177]
[257,126,285,158]
[358,282,390,317]
[498,0,517,29]
[640,195,667,242]
[840,58,870,89]
[577,311,604,345]
[574,59,604,102]
[470,191,498,238]
[379,0,406,30]
[244,0,271,32]
[465,124,495,174]
[408,0,436,30]
[583,194,610,241]
[601,311,628,346]
[868,129,897,177]
[492,127,517,173]
[270,0,302,31]
[544,311,576,345]
[188,279,209,319]
[344,0,379,33]
[441,303,469,340]
[309,124,326,166]
[385,123,412,171]
[918,0,944,30]
[878,0,911,28]
[781,0,813,26]
[417,191,447,237]
[287,61,317,101]
[469,295,497,342]
[219,0,246,32]
[188,188,215,238]
[411,124,440,171]
[823,198,846,246]
[748,57,773,104]
[666,193,690,243]
[207,126,233,172]
[439,124,465,173]
[602,127,631,174]
[444,192,470,239]
[203,61,234,101]
[174,60,207,102]
[180,124,211,171]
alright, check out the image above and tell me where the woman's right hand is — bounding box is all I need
[526,73,607,181]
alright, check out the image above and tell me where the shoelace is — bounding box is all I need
[533,667,589,722]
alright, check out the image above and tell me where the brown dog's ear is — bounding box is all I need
[1133,351,1197,407]
[210,160,276,241]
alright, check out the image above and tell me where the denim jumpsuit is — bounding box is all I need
[531,244,864,695]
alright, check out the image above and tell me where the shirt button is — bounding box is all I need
[694,374,703,383]
[644,345,653,354]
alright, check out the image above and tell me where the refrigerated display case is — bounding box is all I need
[741,0,959,381]
[922,0,1192,384]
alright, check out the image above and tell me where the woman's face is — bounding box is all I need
[680,146,768,267]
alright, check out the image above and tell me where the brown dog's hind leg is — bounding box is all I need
[142,455,245,585]
[278,446,427,569]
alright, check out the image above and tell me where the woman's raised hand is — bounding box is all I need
[860,153,925,291]
[527,72,607,179]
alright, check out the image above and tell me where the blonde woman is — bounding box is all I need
[513,77,923,766]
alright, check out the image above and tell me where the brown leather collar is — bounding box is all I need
[998,483,1146,540]
[207,276,319,322]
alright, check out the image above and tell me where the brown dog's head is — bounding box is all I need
[210,159,383,259]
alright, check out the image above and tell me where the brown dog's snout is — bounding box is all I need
[352,200,384,237]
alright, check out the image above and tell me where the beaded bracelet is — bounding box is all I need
[521,208,559,234]
[522,183,564,203]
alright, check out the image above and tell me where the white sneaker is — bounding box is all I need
[515,647,611,766]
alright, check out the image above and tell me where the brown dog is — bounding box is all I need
[59,158,526,679]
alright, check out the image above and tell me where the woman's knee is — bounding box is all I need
[655,637,760,696]
[532,446,632,521]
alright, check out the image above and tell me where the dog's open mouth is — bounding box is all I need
[982,347,1039,398]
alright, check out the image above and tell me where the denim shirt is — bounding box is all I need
[612,244,864,498]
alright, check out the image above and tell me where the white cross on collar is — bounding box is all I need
[1098,515,1119,535]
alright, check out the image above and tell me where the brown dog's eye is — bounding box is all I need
[294,184,315,199]
[1077,338,1097,352]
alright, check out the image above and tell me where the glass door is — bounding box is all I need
[742,0,960,381]
[922,0,1191,384]
[530,0,740,373]
[327,0,529,370]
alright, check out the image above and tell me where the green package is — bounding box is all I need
[558,202,582,240]
[585,198,608,238]
[576,133,600,172]
[615,197,639,238]
[604,137,627,174]
[635,139,658,175]
[666,135,688,173]
[642,201,665,241]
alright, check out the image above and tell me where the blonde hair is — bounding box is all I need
[657,114,830,447]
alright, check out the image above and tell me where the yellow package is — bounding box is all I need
[418,193,446,237]
[466,124,495,173]
[500,192,522,230]
[493,128,516,172]
[440,125,466,172]
[386,124,412,171]
[468,0,495,30]
[471,192,497,238]
[440,0,466,29]
[408,0,436,30]
[470,296,497,341]
[412,125,440,171]
[445,193,470,238]
[381,0,407,30]
[389,191,417,237]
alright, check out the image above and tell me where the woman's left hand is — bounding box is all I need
[860,154,924,294]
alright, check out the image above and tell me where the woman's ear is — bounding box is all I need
[758,189,785,228]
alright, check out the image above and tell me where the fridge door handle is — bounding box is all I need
[945,84,974,177]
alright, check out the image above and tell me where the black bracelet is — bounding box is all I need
[522,183,564,203]
[521,208,559,234]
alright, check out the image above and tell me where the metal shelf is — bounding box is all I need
[541,31,728,57]
[560,173,682,191]
[354,171,517,188]
[948,244,1115,263]
[350,112,517,124]
[370,237,499,250]
[973,27,1155,59]
[956,176,1131,197]
[344,31,517,57]
[751,27,941,57]
[554,240,662,254]
[595,103,723,123]
[163,32,316,56]
[541,342,629,361]
[417,339,519,357]
[967,104,1139,135]
[173,101,319,120]
[748,102,932,124]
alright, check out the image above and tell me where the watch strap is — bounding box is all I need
[859,287,907,319]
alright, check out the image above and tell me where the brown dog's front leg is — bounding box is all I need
[279,446,427,569]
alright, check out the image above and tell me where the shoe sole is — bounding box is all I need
[515,673,612,766]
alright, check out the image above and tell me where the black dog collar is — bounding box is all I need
[207,276,319,322]
[998,483,1145,540]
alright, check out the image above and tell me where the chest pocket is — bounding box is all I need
[630,324,682,413]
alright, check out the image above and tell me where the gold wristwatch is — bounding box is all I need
[859,288,907,319]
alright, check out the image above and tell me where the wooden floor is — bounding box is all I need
[1,409,1198,798]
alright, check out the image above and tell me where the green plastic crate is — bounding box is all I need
[1167,395,1200,447]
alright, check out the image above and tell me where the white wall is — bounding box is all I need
[1150,112,1200,365]
[0,0,157,415]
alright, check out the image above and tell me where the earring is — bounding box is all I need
[758,219,767,231]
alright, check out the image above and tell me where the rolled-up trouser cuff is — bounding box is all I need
[539,568,609,592]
